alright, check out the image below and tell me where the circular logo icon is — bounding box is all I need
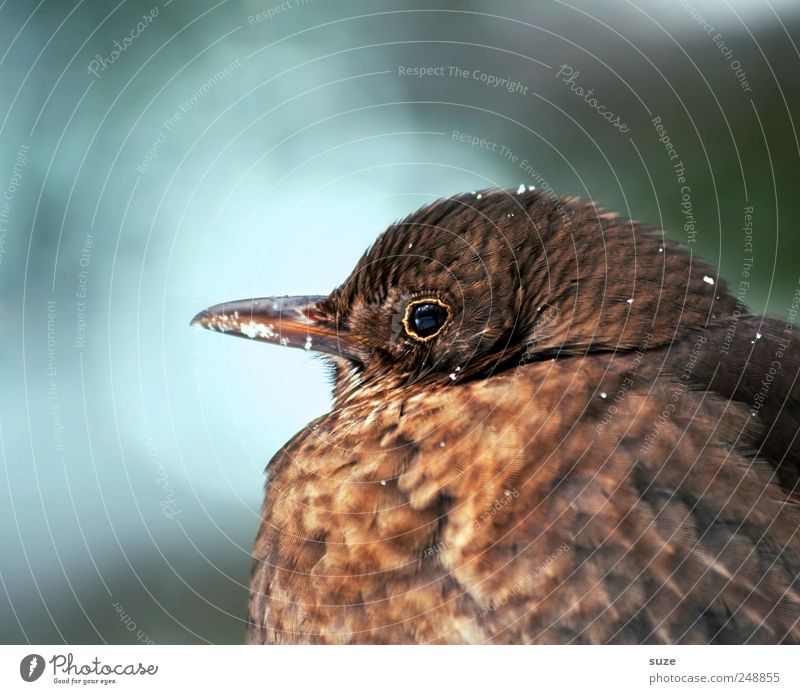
[20,654,45,682]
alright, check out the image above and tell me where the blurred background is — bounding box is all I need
[1,0,799,643]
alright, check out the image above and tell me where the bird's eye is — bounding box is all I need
[403,299,452,341]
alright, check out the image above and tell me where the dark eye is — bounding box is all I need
[403,299,451,341]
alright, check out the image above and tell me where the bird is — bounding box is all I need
[192,188,800,644]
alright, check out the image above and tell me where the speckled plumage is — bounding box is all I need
[195,189,800,643]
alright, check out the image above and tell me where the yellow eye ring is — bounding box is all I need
[402,298,452,342]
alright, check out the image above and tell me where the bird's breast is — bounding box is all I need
[249,352,800,644]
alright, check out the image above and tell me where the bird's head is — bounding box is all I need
[192,188,731,405]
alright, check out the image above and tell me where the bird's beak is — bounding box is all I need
[190,295,364,362]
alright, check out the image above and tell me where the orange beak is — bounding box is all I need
[190,295,365,362]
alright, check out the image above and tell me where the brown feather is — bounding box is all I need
[234,189,800,643]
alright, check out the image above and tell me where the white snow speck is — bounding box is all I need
[449,373,457,381]
[516,183,526,194]
[241,321,278,340]
[439,441,446,448]
[703,275,715,285]
[528,185,535,191]
[626,298,634,304]
[380,480,387,486]
[455,366,461,372]
[600,392,607,399]
[659,247,664,252]
[476,193,482,199]
[234,310,239,319]
[756,332,762,340]
[279,337,289,346]
[304,337,313,350]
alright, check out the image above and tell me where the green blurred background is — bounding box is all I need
[1,0,799,643]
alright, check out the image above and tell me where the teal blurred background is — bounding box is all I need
[1,0,799,643]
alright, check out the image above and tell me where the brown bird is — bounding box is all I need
[192,189,800,644]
